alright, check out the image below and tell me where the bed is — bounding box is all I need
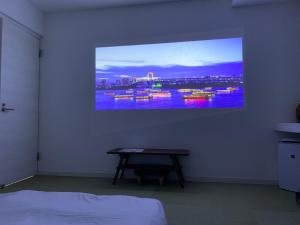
[0,190,167,225]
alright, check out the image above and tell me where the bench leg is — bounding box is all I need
[120,155,129,179]
[112,155,125,185]
[159,176,164,186]
[170,155,185,188]
[137,176,142,185]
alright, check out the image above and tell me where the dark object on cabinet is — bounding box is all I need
[296,103,300,122]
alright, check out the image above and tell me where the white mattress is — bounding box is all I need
[0,190,167,225]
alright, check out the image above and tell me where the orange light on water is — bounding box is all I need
[184,98,207,105]
[114,95,134,100]
[151,92,172,98]
[135,95,153,100]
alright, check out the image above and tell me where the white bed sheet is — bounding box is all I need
[0,190,167,225]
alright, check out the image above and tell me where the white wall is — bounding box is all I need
[0,0,44,36]
[39,0,300,183]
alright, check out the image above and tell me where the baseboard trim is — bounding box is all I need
[185,176,277,185]
[37,171,113,178]
[38,171,277,185]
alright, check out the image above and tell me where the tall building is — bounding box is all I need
[147,72,154,81]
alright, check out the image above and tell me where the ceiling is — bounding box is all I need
[28,0,185,13]
[28,0,292,13]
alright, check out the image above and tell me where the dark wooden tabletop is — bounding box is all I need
[107,148,190,156]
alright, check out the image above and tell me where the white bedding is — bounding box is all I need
[0,190,167,225]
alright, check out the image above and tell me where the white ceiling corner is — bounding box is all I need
[28,0,294,13]
[28,0,183,13]
[232,0,292,7]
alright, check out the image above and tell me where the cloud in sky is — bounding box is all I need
[98,59,146,64]
[96,37,243,69]
[96,62,243,82]
[114,75,132,78]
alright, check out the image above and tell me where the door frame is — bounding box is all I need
[0,14,42,188]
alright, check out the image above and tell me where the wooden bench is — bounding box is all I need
[107,148,190,188]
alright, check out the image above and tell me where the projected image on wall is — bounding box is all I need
[95,37,243,110]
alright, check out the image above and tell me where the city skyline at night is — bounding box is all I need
[95,37,244,110]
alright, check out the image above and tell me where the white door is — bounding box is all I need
[0,17,40,186]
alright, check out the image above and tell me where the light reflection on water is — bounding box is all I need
[96,87,244,110]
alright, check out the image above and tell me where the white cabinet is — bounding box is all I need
[278,140,300,192]
[276,123,300,133]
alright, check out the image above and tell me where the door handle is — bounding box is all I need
[1,103,15,112]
